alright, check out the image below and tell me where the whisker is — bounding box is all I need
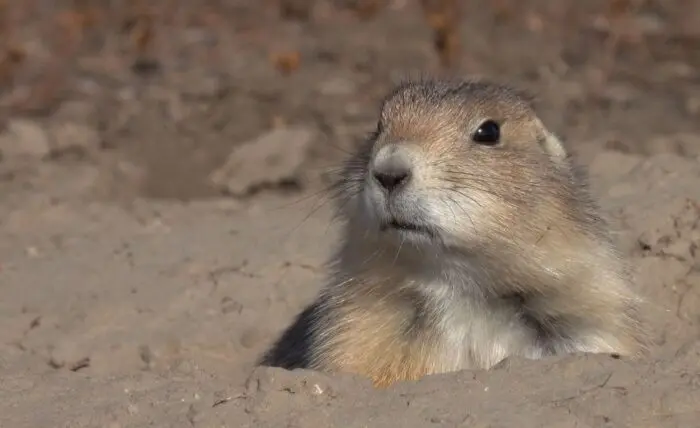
[268,184,338,212]
[436,180,509,206]
[392,237,406,267]
[440,170,556,191]
[444,192,476,232]
[360,246,388,269]
[279,194,337,244]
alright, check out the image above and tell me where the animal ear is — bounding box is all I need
[541,130,567,159]
[533,118,567,159]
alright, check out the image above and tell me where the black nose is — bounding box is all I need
[373,167,411,192]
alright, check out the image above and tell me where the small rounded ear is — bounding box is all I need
[542,130,567,159]
[534,118,567,159]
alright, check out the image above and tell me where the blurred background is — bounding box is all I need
[0,0,699,204]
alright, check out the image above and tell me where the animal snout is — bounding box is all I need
[371,147,413,192]
[373,167,411,191]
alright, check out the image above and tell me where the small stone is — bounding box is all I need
[318,76,356,96]
[139,345,154,368]
[631,13,665,36]
[603,83,637,105]
[525,13,544,32]
[52,100,96,123]
[178,73,226,99]
[221,296,243,315]
[686,95,700,116]
[239,327,262,349]
[49,122,101,158]
[173,359,194,375]
[48,355,65,369]
[25,247,40,258]
[655,61,694,80]
[117,87,137,102]
[183,28,218,46]
[210,127,314,197]
[0,119,50,160]
[311,383,324,395]
[647,133,700,157]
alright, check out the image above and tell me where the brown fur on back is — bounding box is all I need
[260,78,649,387]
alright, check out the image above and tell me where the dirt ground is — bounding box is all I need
[1,1,700,427]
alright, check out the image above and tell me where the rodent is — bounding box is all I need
[259,78,649,387]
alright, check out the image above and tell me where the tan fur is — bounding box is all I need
[260,78,649,387]
[319,293,443,387]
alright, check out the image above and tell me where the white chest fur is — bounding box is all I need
[414,276,544,372]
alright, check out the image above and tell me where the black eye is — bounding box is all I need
[472,120,500,145]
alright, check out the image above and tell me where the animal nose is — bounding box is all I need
[372,166,411,192]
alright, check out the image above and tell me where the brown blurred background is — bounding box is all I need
[0,0,698,202]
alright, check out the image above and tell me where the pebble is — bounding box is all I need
[210,127,315,197]
[318,76,357,97]
[647,133,700,157]
[0,119,50,160]
[49,122,101,157]
[176,72,226,100]
[239,327,262,349]
[52,100,97,123]
[686,95,700,117]
[602,83,637,105]
[221,296,244,315]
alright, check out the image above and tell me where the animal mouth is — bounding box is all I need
[383,220,433,236]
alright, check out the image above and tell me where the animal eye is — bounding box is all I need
[472,120,500,145]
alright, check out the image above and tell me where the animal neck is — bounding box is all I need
[334,233,484,300]
[335,221,613,305]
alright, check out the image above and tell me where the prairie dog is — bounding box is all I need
[260,78,647,387]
